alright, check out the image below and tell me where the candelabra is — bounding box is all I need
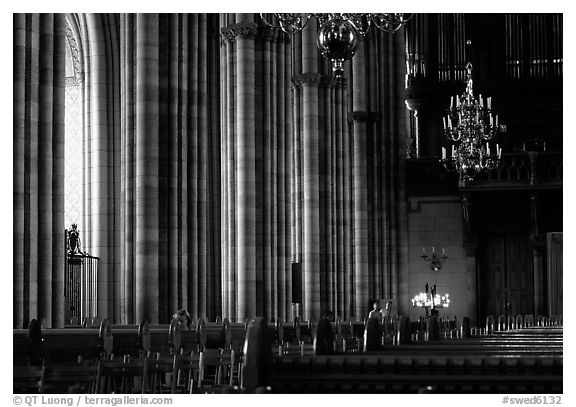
[440,61,505,185]
[260,13,412,77]
[411,284,450,317]
[421,246,447,272]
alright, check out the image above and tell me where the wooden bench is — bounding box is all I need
[13,365,43,393]
[242,317,563,394]
[14,319,114,365]
[13,319,200,365]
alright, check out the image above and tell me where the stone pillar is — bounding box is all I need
[120,14,136,323]
[233,17,258,320]
[220,14,236,320]
[221,15,292,322]
[300,22,321,321]
[134,13,160,323]
[13,13,66,328]
[350,38,370,320]
[82,13,121,323]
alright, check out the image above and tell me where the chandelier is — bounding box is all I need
[440,61,504,184]
[260,13,412,77]
[421,246,447,272]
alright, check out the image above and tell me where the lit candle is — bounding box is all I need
[442,147,446,159]
[487,96,492,109]
[479,94,483,107]
[486,142,490,155]
[443,117,447,128]
[451,145,455,157]
[490,114,493,126]
[442,247,445,255]
[450,96,454,109]
[432,246,435,254]
[496,115,499,127]
[448,116,452,129]
[422,247,426,254]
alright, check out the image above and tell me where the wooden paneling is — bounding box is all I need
[506,237,532,316]
[547,232,563,315]
[480,235,533,319]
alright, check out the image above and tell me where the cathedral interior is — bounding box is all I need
[12,12,563,395]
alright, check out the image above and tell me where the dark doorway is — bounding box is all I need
[479,235,533,320]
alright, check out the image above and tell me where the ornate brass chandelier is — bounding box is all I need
[440,61,505,185]
[260,13,412,77]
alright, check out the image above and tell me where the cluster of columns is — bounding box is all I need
[14,14,66,328]
[118,14,222,324]
[291,25,409,320]
[219,14,293,322]
[13,13,409,327]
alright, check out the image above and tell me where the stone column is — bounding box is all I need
[134,13,160,322]
[119,13,136,323]
[13,13,66,328]
[299,21,321,321]
[233,16,258,320]
[350,37,373,319]
[220,14,236,319]
[82,13,121,323]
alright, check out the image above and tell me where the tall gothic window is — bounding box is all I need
[64,27,83,229]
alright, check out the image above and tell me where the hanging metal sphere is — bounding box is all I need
[317,17,358,76]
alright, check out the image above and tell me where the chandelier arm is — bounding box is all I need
[371,13,411,33]
[259,13,311,34]
[259,13,279,28]
[446,131,461,142]
[345,13,371,36]
[287,13,311,33]
[465,62,474,97]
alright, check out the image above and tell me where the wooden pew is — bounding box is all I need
[109,320,198,356]
[13,365,43,393]
[41,364,99,393]
[13,319,114,365]
[242,317,563,394]
[13,319,43,366]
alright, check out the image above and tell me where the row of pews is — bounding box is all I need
[14,314,562,394]
[242,314,563,394]
[13,318,248,394]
